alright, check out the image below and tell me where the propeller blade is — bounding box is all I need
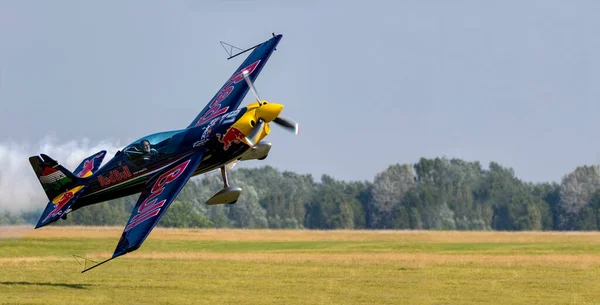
[242,70,261,104]
[273,117,299,134]
[245,119,265,146]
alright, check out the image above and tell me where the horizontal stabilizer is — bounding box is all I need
[35,185,87,229]
[73,151,106,178]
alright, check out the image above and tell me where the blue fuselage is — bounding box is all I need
[72,108,249,210]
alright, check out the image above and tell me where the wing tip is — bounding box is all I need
[81,257,116,273]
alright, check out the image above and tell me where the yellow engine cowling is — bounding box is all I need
[230,101,283,144]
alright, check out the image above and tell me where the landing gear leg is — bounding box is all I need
[221,166,229,188]
[206,166,242,205]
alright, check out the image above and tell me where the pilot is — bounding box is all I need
[140,140,158,161]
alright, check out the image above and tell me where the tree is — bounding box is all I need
[230,166,313,228]
[11,161,600,231]
[305,175,356,229]
[369,164,416,228]
[531,182,560,230]
[160,201,213,228]
[558,166,600,230]
[227,184,268,228]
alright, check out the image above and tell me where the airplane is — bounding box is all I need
[27,33,297,272]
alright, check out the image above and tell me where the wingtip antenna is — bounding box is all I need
[224,42,262,60]
[81,257,116,273]
[74,254,115,273]
[220,41,244,58]
[73,255,98,272]
[221,34,278,60]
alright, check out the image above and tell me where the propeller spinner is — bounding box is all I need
[241,70,299,146]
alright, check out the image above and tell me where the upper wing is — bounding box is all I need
[187,34,283,128]
[112,151,205,260]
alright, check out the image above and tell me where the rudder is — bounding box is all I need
[29,154,83,201]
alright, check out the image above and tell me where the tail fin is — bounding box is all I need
[73,151,106,178]
[29,154,83,201]
[29,154,92,229]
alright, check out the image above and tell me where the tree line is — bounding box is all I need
[3,157,600,231]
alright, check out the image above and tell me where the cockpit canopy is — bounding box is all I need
[122,129,186,164]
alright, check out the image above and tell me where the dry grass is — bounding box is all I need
[3,227,600,304]
[6,225,600,243]
[0,256,70,264]
[3,250,600,269]
[69,252,600,269]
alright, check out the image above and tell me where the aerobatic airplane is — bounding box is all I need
[28,33,297,272]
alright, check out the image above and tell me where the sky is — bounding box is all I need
[2,1,600,211]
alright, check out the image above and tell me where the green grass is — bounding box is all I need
[1,227,600,305]
[3,238,600,257]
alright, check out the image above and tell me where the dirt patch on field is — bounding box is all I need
[0,226,33,239]
[0,256,71,265]
[6,226,600,243]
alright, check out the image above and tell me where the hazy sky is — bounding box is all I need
[2,0,600,186]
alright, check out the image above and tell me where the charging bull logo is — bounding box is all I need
[76,152,105,178]
[216,127,246,150]
[43,185,85,222]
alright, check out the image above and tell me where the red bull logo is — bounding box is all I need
[42,185,85,222]
[216,127,246,150]
[125,159,191,232]
[98,166,132,187]
[43,192,73,222]
[195,60,261,126]
[76,152,105,178]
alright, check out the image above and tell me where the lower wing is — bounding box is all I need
[82,150,206,272]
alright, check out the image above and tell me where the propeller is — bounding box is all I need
[245,118,266,146]
[242,70,262,105]
[242,71,299,143]
[273,117,299,134]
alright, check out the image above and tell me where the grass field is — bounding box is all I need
[1,227,600,305]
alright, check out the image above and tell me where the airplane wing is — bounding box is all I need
[187,34,283,128]
[82,150,205,272]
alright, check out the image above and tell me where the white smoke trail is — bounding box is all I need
[0,136,122,213]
